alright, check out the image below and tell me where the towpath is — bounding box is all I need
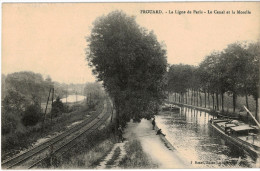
[123,119,189,169]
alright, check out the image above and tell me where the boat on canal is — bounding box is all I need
[161,103,180,112]
[210,117,260,160]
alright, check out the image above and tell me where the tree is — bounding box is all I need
[86,11,167,126]
[3,89,29,114]
[2,89,28,134]
[221,43,251,113]
[167,64,195,104]
[199,51,229,111]
[22,103,42,126]
[51,97,64,117]
[246,41,260,120]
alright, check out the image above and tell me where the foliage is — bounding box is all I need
[167,41,259,117]
[22,103,42,126]
[86,11,167,126]
[2,89,29,114]
[168,64,195,94]
[84,82,105,109]
[3,71,67,103]
[51,97,64,117]
[1,89,28,134]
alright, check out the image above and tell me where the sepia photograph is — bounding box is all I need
[1,1,260,169]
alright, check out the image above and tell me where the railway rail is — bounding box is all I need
[2,99,112,169]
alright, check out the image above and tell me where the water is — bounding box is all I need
[60,95,86,103]
[156,107,257,168]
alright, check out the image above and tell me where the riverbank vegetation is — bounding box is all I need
[119,139,158,169]
[167,41,259,122]
[1,71,105,160]
[40,119,115,169]
[2,97,104,159]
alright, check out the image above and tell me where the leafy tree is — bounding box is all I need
[199,51,228,111]
[2,89,29,134]
[86,11,167,126]
[84,82,104,105]
[246,41,260,119]
[22,103,42,126]
[168,64,195,104]
[221,43,252,113]
[2,89,29,114]
[51,97,64,117]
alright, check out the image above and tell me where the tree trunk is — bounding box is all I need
[256,97,258,121]
[111,102,114,123]
[204,90,207,108]
[193,89,196,106]
[219,93,222,111]
[221,93,224,112]
[216,92,219,111]
[185,92,188,104]
[212,93,215,110]
[199,91,202,107]
[246,93,249,121]
[208,91,210,108]
[197,90,199,106]
[191,89,193,106]
[233,93,237,113]
[187,90,190,105]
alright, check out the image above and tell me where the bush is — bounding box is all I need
[1,110,22,134]
[51,97,64,117]
[22,104,42,126]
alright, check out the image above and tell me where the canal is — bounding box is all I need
[60,95,86,103]
[155,107,257,168]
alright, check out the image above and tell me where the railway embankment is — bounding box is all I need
[1,98,107,168]
[47,118,182,169]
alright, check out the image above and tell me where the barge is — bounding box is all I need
[210,118,260,160]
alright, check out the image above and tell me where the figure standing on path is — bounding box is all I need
[118,125,124,143]
[152,117,156,130]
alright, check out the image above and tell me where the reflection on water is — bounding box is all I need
[156,107,256,168]
[60,95,86,103]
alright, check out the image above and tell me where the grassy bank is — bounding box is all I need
[119,139,158,169]
[40,122,115,169]
[1,98,105,159]
[106,146,121,168]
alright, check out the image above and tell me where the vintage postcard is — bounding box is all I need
[1,1,260,169]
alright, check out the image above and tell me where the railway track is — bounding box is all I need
[2,99,112,169]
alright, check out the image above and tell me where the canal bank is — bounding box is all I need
[123,119,189,168]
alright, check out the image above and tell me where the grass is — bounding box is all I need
[106,146,121,168]
[41,123,115,169]
[37,101,114,169]
[119,139,158,169]
[1,98,105,160]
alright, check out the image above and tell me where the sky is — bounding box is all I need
[2,2,260,84]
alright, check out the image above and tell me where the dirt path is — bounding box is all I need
[96,141,127,169]
[123,119,189,169]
